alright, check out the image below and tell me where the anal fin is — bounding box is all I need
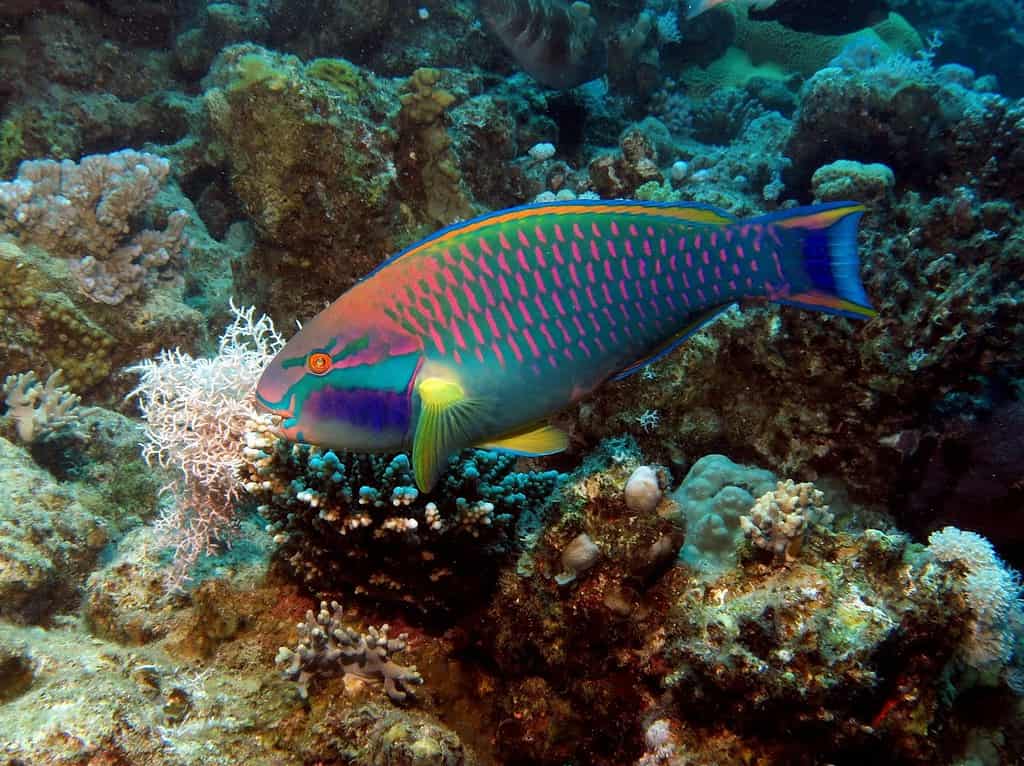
[477,423,568,456]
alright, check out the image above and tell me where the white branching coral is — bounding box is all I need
[128,301,284,587]
[0,149,188,304]
[276,600,424,703]
[740,479,832,562]
[1,369,81,442]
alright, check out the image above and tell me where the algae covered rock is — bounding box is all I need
[811,158,895,204]
[204,45,402,327]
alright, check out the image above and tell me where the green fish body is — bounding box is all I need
[256,200,875,491]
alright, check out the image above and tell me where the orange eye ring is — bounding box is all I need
[307,352,332,375]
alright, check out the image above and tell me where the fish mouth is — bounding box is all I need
[254,388,294,420]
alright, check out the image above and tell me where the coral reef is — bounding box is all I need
[242,416,565,615]
[1,369,80,443]
[276,600,423,702]
[0,150,187,304]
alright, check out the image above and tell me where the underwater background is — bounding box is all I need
[1,0,1023,763]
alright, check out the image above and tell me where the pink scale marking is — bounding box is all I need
[655,260,662,275]
[484,308,502,338]
[540,324,556,349]
[554,224,565,242]
[751,259,759,273]
[481,278,497,306]
[491,342,506,368]
[697,268,705,284]
[569,289,582,312]
[523,327,541,358]
[453,349,463,365]
[746,277,754,289]
[586,262,596,284]
[710,232,718,247]
[697,288,706,302]
[602,306,616,326]
[712,284,721,297]
[517,249,530,271]
[610,221,620,236]
[714,265,722,280]
[497,275,512,303]
[609,329,619,345]
[728,279,737,291]
[694,234,702,249]
[534,293,550,320]
[619,280,630,300]
[606,240,617,259]
[499,232,511,250]
[736,245,745,259]
[732,263,741,276]
[670,254,678,271]
[621,259,632,279]
[593,336,606,354]
[650,279,659,295]
[629,224,639,237]
[552,292,566,315]
[517,299,534,325]
[479,237,493,255]
[625,241,635,258]
[445,286,465,320]
[497,251,512,274]
[534,270,547,294]
[646,226,655,237]
[475,346,485,364]
[643,239,652,257]
[604,260,614,281]
[534,226,547,244]
[450,319,467,349]
[685,252,693,268]
[667,274,676,291]
[666,295,676,311]
[517,229,530,247]
[500,303,519,333]
[477,255,495,278]
[719,249,728,262]
[548,354,558,369]
[585,285,597,309]
[590,239,600,260]
[555,319,571,343]
[602,283,613,304]
[639,260,647,278]
[577,339,592,359]
[459,260,476,282]
[591,221,602,238]
[573,223,584,239]
[428,324,446,355]
[772,252,784,278]
[507,334,524,363]
[682,273,690,289]
[534,246,547,269]
[702,251,710,265]
[571,241,582,262]
[563,347,574,362]
[634,301,647,320]
[551,268,564,289]
[552,243,565,265]
[515,272,529,297]
[569,262,581,287]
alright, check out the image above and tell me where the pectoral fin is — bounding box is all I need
[413,377,481,492]
[477,423,568,456]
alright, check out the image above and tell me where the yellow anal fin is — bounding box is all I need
[413,377,481,493]
[477,423,568,456]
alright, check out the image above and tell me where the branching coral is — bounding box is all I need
[128,302,283,587]
[0,150,188,304]
[277,600,423,703]
[740,479,832,562]
[242,422,565,613]
[1,369,81,443]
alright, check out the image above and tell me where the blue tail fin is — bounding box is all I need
[756,202,876,320]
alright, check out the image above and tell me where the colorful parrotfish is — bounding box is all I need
[255,200,875,492]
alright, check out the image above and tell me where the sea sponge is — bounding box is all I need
[624,465,663,513]
[811,159,895,205]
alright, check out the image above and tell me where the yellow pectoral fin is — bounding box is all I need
[412,377,482,493]
[477,423,568,456]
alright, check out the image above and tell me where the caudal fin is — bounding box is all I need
[760,202,876,320]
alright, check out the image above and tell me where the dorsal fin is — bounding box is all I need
[364,200,737,280]
[612,304,735,381]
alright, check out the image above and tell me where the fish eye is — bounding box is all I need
[307,352,332,375]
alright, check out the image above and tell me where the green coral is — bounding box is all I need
[306,57,370,103]
[398,68,474,226]
[0,119,24,178]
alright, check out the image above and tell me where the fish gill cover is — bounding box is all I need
[0,0,1022,764]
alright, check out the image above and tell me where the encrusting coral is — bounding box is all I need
[276,600,423,703]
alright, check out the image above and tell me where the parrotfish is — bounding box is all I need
[480,0,606,89]
[256,200,875,492]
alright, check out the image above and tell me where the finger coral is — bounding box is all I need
[276,600,423,703]
[0,150,187,304]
